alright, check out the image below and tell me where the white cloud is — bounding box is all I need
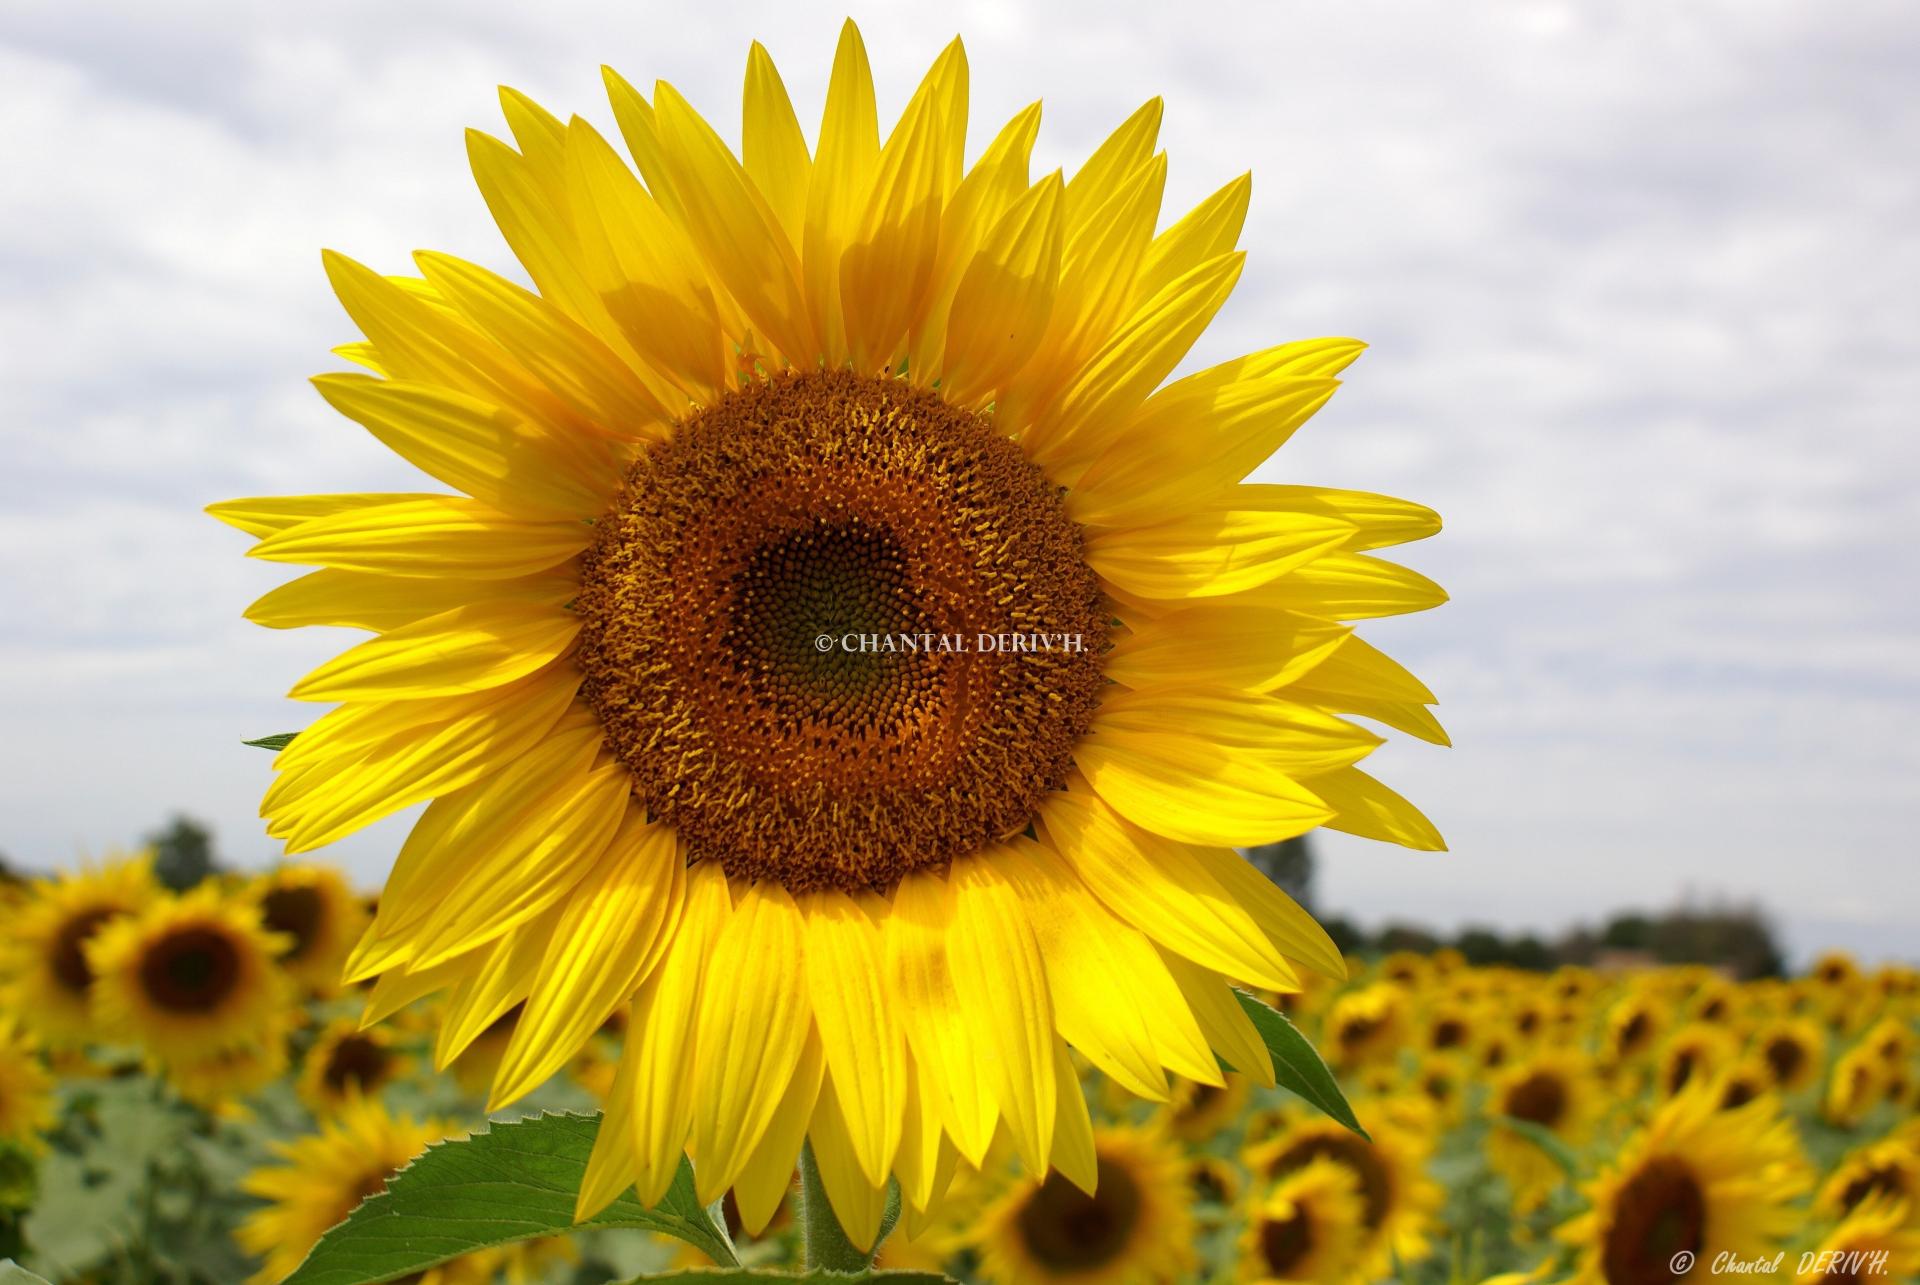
[2,0,1916,962]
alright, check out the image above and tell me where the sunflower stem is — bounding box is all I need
[797,1138,899,1271]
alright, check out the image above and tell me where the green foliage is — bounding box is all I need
[611,1273,954,1284]
[143,814,222,891]
[0,1260,55,1285]
[242,732,299,751]
[1231,989,1366,1137]
[283,1113,736,1285]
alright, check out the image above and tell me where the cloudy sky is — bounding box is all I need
[3,1,1915,963]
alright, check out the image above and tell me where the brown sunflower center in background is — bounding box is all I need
[260,884,326,960]
[51,907,119,993]
[1016,1156,1143,1271]
[1258,1206,1316,1277]
[140,926,242,1013]
[1602,1156,1704,1285]
[322,1034,393,1095]
[1504,1071,1569,1129]
[576,370,1107,894]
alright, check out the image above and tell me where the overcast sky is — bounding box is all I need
[3,1,1916,964]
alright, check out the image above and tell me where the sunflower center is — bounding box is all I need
[1258,1207,1315,1277]
[576,370,1107,894]
[1504,1071,1568,1130]
[1839,1163,1907,1212]
[1016,1157,1143,1272]
[261,885,326,960]
[139,927,242,1013]
[1762,1035,1804,1083]
[1270,1137,1392,1230]
[1430,1018,1466,1049]
[51,907,118,993]
[1602,1156,1705,1285]
[322,1034,393,1095]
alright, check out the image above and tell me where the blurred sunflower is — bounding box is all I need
[169,1020,294,1113]
[2,854,158,1048]
[1602,991,1664,1068]
[1558,1088,1806,1285]
[86,887,291,1067]
[0,1020,55,1150]
[1658,1024,1736,1099]
[1248,1106,1441,1279]
[1159,1073,1253,1144]
[1233,1157,1365,1284]
[1794,1194,1920,1284]
[1324,984,1409,1070]
[252,864,367,993]
[214,19,1450,1242]
[237,1096,457,1283]
[1488,1050,1598,1213]
[1825,1041,1887,1127]
[1751,1016,1825,1094]
[1816,1139,1920,1224]
[974,1126,1195,1285]
[1712,1060,1772,1112]
[297,1017,410,1113]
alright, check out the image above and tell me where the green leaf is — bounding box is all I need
[0,1262,55,1285]
[613,1273,954,1284]
[243,732,298,751]
[1491,1115,1581,1178]
[283,1113,735,1285]
[1231,989,1368,1138]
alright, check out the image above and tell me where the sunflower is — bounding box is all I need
[1324,984,1410,1070]
[237,1096,456,1283]
[1657,1024,1737,1099]
[0,1021,55,1151]
[1815,1139,1920,1225]
[298,1017,411,1113]
[1234,1157,1366,1284]
[1,854,158,1049]
[1158,1073,1254,1145]
[1488,1050,1599,1213]
[1558,1087,1807,1285]
[1825,1041,1888,1127]
[251,864,367,993]
[169,1021,295,1113]
[1795,1194,1920,1284]
[85,886,292,1068]
[1750,1016,1824,1094]
[1602,992,1665,1069]
[1248,1105,1442,1279]
[974,1126,1195,1285]
[213,20,1449,1245]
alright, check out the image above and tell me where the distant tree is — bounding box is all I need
[1242,835,1315,909]
[145,815,222,891]
[1647,904,1785,979]
[1454,926,1510,967]
[1319,915,1366,957]
[1599,913,1655,952]
[1376,923,1442,955]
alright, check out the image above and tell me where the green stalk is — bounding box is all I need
[797,1139,901,1272]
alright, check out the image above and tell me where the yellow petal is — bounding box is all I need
[491,813,685,1108]
[359,955,463,1028]
[207,492,440,540]
[732,1030,824,1236]
[947,853,1055,1174]
[1159,951,1275,1088]
[938,173,1064,408]
[1232,552,1450,620]
[578,1034,644,1221]
[1062,98,1163,237]
[806,1074,889,1253]
[690,881,811,1202]
[249,494,589,580]
[1076,731,1331,848]
[1037,789,1301,992]
[626,862,731,1206]
[742,41,813,252]
[652,81,814,365]
[803,20,880,364]
[1086,507,1355,600]
[803,892,905,1188]
[1103,604,1347,695]
[1091,687,1381,776]
[886,871,998,1167]
[1133,171,1250,307]
[1181,845,1347,981]
[245,567,574,633]
[892,1053,948,1213]
[1232,484,1442,553]
[1048,1038,1099,1195]
[432,906,559,1068]
[287,600,579,702]
[1306,765,1448,851]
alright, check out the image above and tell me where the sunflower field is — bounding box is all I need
[0,852,1913,1284]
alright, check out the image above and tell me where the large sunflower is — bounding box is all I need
[974,1126,1195,1285]
[213,21,1447,1245]
[85,887,292,1068]
[0,853,158,1049]
[1558,1087,1807,1285]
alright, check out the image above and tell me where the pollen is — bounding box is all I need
[574,369,1107,893]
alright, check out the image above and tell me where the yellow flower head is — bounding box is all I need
[1816,1139,1920,1225]
[1488,1050,1599,1214]
[1234,1157,1367,1284]
[297,1017,412,1114]
[1750,1015,1826,1094]
[1,853,159,1049]
[85,885,292,1068]
[1794,1194,1920,1285]
[211,18,1450,1245]
[0,1020,55,1150]
[1558,1087,1807,1285]
[974,1126,1196,1285]
[250,863,368,993]
[1323,983,1411,1070]
[1247,1106,1442,1279]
